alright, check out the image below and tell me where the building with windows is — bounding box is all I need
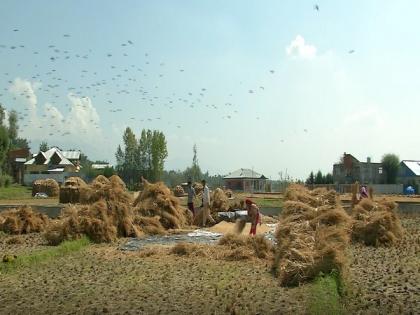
[23,147,81,185]
[398,160,420,189]
[333,153,385,184]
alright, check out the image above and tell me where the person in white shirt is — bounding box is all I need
[201,179,211,226]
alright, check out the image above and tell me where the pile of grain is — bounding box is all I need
[351,198,403,246]
[133,178,192,230]
[32,178,59,197]
[173,185,185,197]
[0,206,49,234]
[273,185,351,286]
[79,175,132,204]
[59,177,87,203]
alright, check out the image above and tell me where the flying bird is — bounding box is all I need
[348,50,355,54]
[314,4,319,11]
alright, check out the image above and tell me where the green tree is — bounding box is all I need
[323,173,334,184]
[150,130,168,181]
[381,153,400,184]
[306,171,315,185]
[0,104,5,126]
[314,170,324,184]
[0,126,10,174]
[184,144,203,182]
[7,110,18,143]
[39,141,49,152]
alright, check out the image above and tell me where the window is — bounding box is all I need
[378,167,383,174]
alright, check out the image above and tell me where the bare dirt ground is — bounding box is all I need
[345,215,420,314]
[0,241,309,315]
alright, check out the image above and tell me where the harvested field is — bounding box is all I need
[346,215,420,314]
[0,242,310,314]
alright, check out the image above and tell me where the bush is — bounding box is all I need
[0,175,13,187]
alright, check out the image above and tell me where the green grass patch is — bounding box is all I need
[0,184,33,200]
[0,237,90,274]
[308,271,345,315]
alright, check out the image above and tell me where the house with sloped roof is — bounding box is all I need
[398,160,420,190]
[23,147,81,185]
[223,168,267,192]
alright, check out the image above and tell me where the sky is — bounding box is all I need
[1,0,420,180]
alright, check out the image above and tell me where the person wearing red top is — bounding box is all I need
[245,198,261,235]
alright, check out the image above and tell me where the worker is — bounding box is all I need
[245,198,261,235]
[201,179,211,226]
[186,180,196,216]
[360,185,369,199]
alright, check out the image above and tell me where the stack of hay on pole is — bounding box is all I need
[273,184,351,286]
[0,206,50,234]
[59,177,87,203]
[32,178,60,197]
[351,198,403,246]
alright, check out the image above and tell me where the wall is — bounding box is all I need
[23,172,81,186]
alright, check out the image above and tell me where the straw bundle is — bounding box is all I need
[0,206,49,234]
[32,178,59,197]
[59,177,87,203]
[133,178,192,229]
[351,198,403,246]
[211,188,230,212]
[173,185,185,197]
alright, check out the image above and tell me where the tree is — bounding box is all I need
[0,104,5,126]
[381,153,400,184]
[184,144,203,182]
[150,130,168,181]
[314,170,324,184]
[39,141,49,152]
[305,171,315,185]
[323,173,334,184]
[0,126,10,174]
[7,110,18,143]
[12,138,29,150]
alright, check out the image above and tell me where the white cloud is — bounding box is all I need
[8,77,41,109]
[286,35,317,59]
[8,78,103,152]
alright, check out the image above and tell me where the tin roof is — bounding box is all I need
[401,160,420,176]
[223,168,267,179]
[62,151,81,160]
[24,148,74,166]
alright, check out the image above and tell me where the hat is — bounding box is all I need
[245,199,253,205]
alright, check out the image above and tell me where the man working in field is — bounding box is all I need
[187,180,196,216]
[245,198,261,235]
[201,179,211,226]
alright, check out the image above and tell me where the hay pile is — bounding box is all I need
[0,206,49,234]
[224,189,233,198]
[351,198,403,246]
[193,182,203,195]
[32,178,59,197]
[173,185,185,197]
[273,185,351,286]
[59,177,87,203]
[46,176,186,245]
[211,188,230,212]
[133,178,192,230]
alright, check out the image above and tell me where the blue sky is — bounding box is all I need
[1,1,419,180]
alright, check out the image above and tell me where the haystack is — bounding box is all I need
[44,200,143,245]
[59,176,87,203]
[351,198,403,246]
[32,178,59,197]
[79,175,133,204]
[0,206,49,234]
[211,188,230,212]
[133,178,192,229]
[109,175,126,189]
[273,185,351,286]
[173,185,185,197]
[218,233,274,260]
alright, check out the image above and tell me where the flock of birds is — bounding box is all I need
[0,4,354,143]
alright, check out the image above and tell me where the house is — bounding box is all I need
[23,147,81,185]
[224,168,267,192]
[333,153,385,184]
[91,163,113,170]
[398,160,420,188]
[7,148,31,184]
